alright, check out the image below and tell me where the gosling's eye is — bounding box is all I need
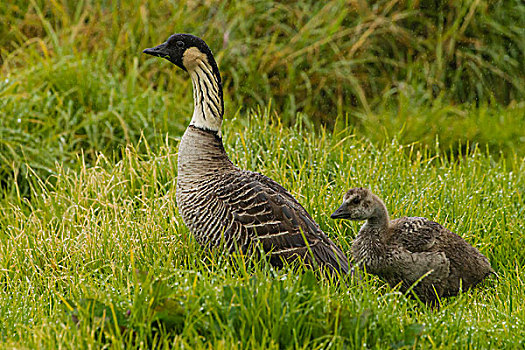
[351,197,360,204]
[176,41,185,49]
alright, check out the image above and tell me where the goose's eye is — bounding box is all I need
[352,197,360,204]
[176,41,185,49]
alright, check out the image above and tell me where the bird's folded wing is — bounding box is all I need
[390,217,444,252]
[388,249,450,286]
[215,170,349,274]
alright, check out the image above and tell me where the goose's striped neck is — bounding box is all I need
[188,58,224,136]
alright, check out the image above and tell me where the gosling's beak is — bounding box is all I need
[143,42,169,58]
[330,204,347,219]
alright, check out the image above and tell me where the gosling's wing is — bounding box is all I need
[389,250,450,283]
[390,217,494,295]
[385,248,450,302]
[390,217,443,252]
[215,170,349,274]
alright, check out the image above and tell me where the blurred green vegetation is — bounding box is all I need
[0,0,524,190]
[2,0,523,109]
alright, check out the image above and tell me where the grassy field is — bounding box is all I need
[1,0,525,348]
[1,115,524,348]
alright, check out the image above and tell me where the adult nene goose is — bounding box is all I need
[144,34,348,274]
[331,188,494,303]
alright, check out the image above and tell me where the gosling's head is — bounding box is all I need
[143,34,220,78]
[330,187,376,221]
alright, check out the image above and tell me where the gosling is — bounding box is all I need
[331,187,494,303]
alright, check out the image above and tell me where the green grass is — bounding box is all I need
[0,113,524,348]
[1,0,525,348]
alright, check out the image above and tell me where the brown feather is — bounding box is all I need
[177,127,349,275]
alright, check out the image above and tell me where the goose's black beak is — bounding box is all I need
[143,42,169,58]
[330,205,347,220]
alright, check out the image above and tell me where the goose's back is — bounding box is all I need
[389,217,494,295]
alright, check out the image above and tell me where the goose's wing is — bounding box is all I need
[390,217,443,252]
[389,218,494,295]
[215,170,349,274]
[384,248,450,302]
[388,250,450,283]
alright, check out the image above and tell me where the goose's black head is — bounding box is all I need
[143,34,220,81]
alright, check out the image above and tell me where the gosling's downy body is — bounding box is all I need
[331,188,494,302]
[143,34,348,274]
